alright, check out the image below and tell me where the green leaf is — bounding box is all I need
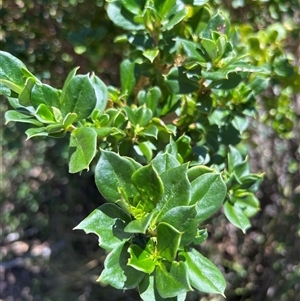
[228,145,243,173]
[157,222,182,262]
[201,38,218,61]
[95,150,137,202]
[191,173,227,223]
[134,141,154,162]
[151,152,180,175]
[19,77,36,106]
[232,191,260,217]
[0,51,29,94]
[136,107,153,126]
[74,203,132,251]
[5,110,43,126]
[180,248,226,296]
[120,59,136,96]
[98,241,144,289]
[31,82,61,108]
[69,127,97,173]
[127,244,156,274]
[90,73,108,113]
[124,211,157,234]
[143,49,159,63]
[60,67,79,102]
[0,82,11,96]
[164,66,199,94]
[131,164,164,211]
[162,8,188,31]
[139,274,186,301]
[156,261,192,298]
[157,164,191,220]
[63,112,78,128]
[187,165,215,182]
[177,38,206,62]
[138,86,161,114]
[61,74,96,120]
[35,104,56,123]
[161,206,198,246]
[224,200,251,233]
[25,127,48,139]
[107,2,145,31]
[201,13,230,39]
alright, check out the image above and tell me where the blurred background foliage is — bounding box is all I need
[0,0,299,300]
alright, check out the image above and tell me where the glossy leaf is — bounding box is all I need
[31,82,61,108]
[107,2,145,31]
[61,74,96,120]
[120,59,136,96]
[165,66,199,94]
[25,127,48,139]
[19,77,36,106]
[161,206,198,246]
[69,127,97,173]
[98,241,144,289]
[35,104,56,123]
[90,73,108,113]
[124,211,157,234]
[191,173,227,223]
[157,164,191,220]
[180,248,226,296]
[74,203,132,251]
[151,152,180,175]
[156,261,192,298]
[0,50,28,94]
[224,200,251,233]
[95,150,137,202]
[139,273,187,301]
[131,164,164,211]
[5,110,43,126]
[127,244,156,274]
[138,86,162,114]
[157,222,182,262]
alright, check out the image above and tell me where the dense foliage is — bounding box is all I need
[1,0,299,301]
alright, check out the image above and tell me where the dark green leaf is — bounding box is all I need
[151,152,180,175]
[31,82,61,108]
[138,86,162,114]
[131,164,164,211]
[107,2,145,31]
[180,248,226,296]
[157,222,182,262]
[61,74,96,120]
[165,66,199,94]
[156,164,191,220]
[156,261,192,298]
[74,203,132,251]
[95,150,137,202]
[98,241,144,289]
[139,274,187,301]
[0,51,28,94]
[120,59,136,96]
[191,173,227,223]
[89,73,108,113]
[19,77,36,106]
[161,206,198,246]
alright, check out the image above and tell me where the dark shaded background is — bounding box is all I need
[1,1,299,300]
